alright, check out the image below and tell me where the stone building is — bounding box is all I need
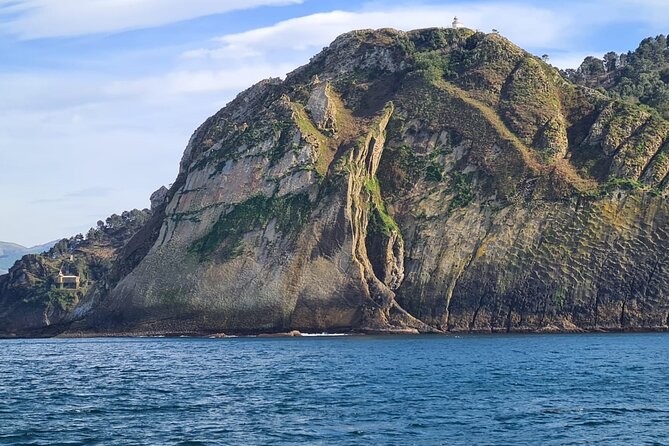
[56,270,80,290]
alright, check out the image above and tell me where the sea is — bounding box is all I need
[1,333,668,445]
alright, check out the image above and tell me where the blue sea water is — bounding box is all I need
[1,333,668,445]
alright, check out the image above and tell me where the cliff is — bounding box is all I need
[3,28,669,336]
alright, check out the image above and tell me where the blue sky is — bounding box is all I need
[1,0,668,246]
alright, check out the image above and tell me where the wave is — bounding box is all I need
[299,333,351,337]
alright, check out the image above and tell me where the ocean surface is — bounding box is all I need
[1,333,668,445]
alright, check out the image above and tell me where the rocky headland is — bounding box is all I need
[2,27,669,337]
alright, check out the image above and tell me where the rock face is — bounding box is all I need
[4,27,669,336]
[149,186,169,211]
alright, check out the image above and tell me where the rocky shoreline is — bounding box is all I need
[2,324,669,340]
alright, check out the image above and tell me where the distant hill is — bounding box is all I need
[0,240,58,274]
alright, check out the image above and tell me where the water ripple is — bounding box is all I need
[0,333,668,445]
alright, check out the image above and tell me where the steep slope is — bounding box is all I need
[4,27,669,337]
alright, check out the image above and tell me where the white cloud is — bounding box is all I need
[186,4,571,63]
[0,0,303,39]
[104,63,296,101]
[181,0,669,69]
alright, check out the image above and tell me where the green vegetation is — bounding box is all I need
[414,51,452,81]
[425,160,443,182]
[566,35,669,119]
[363,176,381,197]
[16,270,88,312]
[570,143,612,181]
[499,57,565,158]
[1,207,151,314]
[268,121,298,167]
[46,287,80,311]
[605,177,647,191]
[553,287,566,309]
[86,209,152,247]
[448,172,475,211]
[410,28,472,51]
[191,119,296,176]
[291,103,333,175]
[595,177,663,197]
[190,123,258,173]
[368,206,399,237]
[170,205,224,224]
[427,134,456,184]
[190,193,313,260]
[292,104,327,146]
[365,178,400,237]
[274,193,313,233]
[378,144,426,194]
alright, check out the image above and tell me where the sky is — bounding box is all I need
[1,0,668,246]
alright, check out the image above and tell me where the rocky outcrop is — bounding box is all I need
[150,186,169,211]
[3,27,669,337]
[0,210,151,336]
[306,77,338,134]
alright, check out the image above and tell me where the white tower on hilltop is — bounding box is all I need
[452,16,464,29]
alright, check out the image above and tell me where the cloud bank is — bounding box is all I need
[0,0,303,39]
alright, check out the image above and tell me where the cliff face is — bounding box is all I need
[4,28,669,336]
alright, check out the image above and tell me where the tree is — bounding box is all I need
[561,68,579,83]
[579,56,606,77]
[568,35,669,119]
[106,214,123,229]
[603,51,618,72]
[576,56,606,87]
[660,67,669,84]
[541,54,550,63]
[619,53,628,67]
[86,228,98,241]
[51,239,70,256]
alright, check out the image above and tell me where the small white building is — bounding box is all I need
[452,16,464,29]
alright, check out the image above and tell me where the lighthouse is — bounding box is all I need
[452,16,464,29]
